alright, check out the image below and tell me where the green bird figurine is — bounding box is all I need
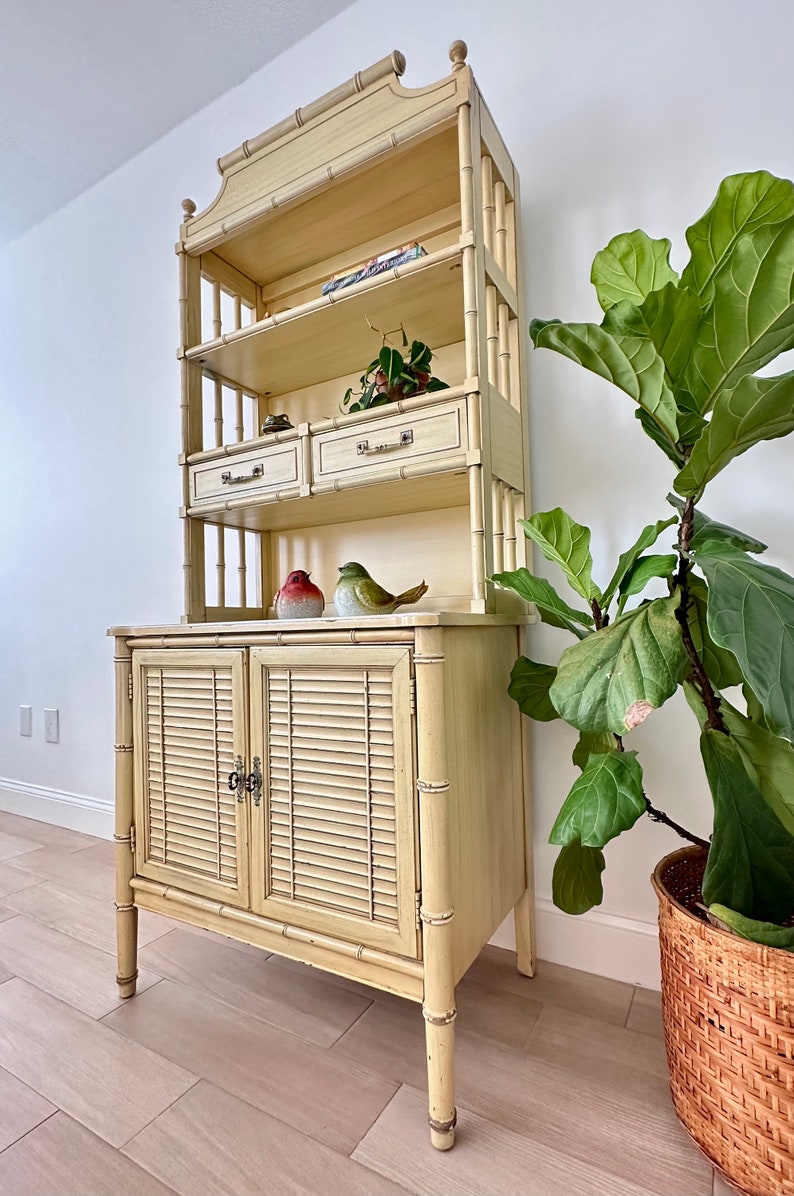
[334,562,428,617]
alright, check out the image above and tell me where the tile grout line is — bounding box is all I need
[0,1107,59,1159]
[117,1076,203,1151]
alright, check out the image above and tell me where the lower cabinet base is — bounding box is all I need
[117,875,536,1150]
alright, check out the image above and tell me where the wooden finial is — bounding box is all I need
[181,198,197,220]
[449,40,468,71]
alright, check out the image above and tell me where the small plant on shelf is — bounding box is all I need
[342,321,449,413]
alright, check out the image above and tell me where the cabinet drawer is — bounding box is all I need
[312,400,467,483]
[190,440,301,504]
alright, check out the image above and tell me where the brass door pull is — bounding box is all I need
[245,756,263,807]
[228,756,245,802]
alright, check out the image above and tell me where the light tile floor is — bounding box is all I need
[0,811,726,1195]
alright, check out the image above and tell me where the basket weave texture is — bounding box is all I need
[652,846,794,1196]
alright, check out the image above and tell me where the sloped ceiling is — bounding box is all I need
[0,0,356,247]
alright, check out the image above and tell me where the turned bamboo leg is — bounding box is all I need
[114,637,138,998]
[513,889,536,978]
[416,629,457,1150]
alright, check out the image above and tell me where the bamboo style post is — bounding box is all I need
[178,200,206,621]
[114,637,138,997]
[415,628,457,1150]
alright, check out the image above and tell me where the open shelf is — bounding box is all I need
[210,125,461,287]
[187,246,464,397]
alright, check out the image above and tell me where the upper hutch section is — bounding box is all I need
[176,42,529,622]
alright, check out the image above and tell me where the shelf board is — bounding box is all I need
[190,468,469,533]
[187,247,464,397]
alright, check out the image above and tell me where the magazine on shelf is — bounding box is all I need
[322,243,426,296]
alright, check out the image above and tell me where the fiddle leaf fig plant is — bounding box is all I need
[493,170,794,945]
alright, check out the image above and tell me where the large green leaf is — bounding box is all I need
[708,903,794,951]
[491,569,594,639]
[616,553,677,614]
[685,575,743,690]
[667,494,768,554]
[683,220,794,413]
[696,543,794,741]
[531,319,679,444]
[519,509,600,602]
[591,231,678,311]
[549,596,687,734]
[700,728,794,923]
[552,841,605,915]
[572,730,618,771]
[720,699,794,837]
[681,171,794,299]
[635,408,686,465]
[602,282,701,386]
[549,750,645,848]
[508,657,559,722]
[602,516,677,608]
[674,371,794,498]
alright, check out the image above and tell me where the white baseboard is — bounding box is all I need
[0,777,113,839]
[489,897,661,990]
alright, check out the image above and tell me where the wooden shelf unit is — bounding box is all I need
[112,41,534,1152]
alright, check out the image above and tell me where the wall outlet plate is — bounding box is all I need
[44,707,59,744]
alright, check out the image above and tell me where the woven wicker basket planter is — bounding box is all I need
[652,846,794,1196]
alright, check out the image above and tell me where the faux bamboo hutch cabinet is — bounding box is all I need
[111,41,535,1150]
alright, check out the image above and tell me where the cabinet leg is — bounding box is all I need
[116,903,138,998]
[514,888,536,978]
[424,1003,457,1150]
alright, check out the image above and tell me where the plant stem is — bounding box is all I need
[643,797,710,849]
[674,498,727,734]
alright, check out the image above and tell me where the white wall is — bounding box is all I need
[1,0,792,983]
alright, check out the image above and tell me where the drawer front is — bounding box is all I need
[191,441,300,504]
[312,400,467,482]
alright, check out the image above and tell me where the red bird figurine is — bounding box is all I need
[274,570,325,620]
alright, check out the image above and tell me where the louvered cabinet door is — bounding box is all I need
[132,649,250,906]
[249,646,419,957]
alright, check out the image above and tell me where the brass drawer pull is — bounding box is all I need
[357,429,414,455]
[221,464,265,485]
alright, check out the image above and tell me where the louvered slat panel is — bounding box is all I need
[266,664,399,926]
[142,663,238,886]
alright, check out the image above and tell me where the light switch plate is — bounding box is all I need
[44,708,59,744]
[20,705,32,736]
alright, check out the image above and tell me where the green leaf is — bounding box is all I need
[683,219,794,414]
[378,346,404,386]
[667,494,767,554]
[519,509,600,602]
[549,596,688,734]
[708,904,794,951]
[634,408,686,465]
[602,516,678,608]
[572,730,617,771]
[591,231,679,311]
[602,282,701,385]
[700,728,794,923]
[743,682,770,728]
[616,553,677,614]
[552,841,605,915]
[696,542,794,741]
[491,569,594,639]
[550,750,645,848]
[508,658,559,722]
[720,699,794,837]
[674,371,794,498]
[409,340,431,368]
[681,171,794,299]
[685,575,743,690]
[425,377,449,392]
[531,319,679,444]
